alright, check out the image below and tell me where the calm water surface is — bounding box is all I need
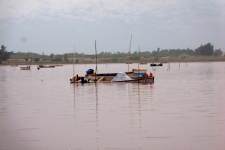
[0,62,225,150]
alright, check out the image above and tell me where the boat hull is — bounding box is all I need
[20,67,30,70]
[150,63,163,66]
[39,65,55,68]
[70,69,154,84]
[70,75,154,83]
[116,77,154,83]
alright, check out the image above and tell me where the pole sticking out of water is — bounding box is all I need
[73,45,75,76]
[167,62,170,71]
[138,46,140,75]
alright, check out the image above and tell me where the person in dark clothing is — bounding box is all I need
[81,77,89,83]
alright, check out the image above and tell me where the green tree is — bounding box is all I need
[129,55,139,60]
[112,57,118,62]
[195,43,214,56]
[157,47,160,52]
[151,50,157,57]
[0,45,13,63]
[50,53,54,59]
[51,56,61,62]
[25,58,29,62]
[34,58,40,62]
[64,54,68,61]
[213,49,223,56]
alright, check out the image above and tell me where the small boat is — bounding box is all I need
[21,59,32,70]
[20,66,30,70]
[38,65,55,68]
[70,69,154,83]
[150,62,163,66]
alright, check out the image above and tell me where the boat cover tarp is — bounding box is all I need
[111,72,132,82]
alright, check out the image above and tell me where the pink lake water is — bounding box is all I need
[0,62,225,150]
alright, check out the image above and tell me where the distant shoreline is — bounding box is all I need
[1,56,225,66]
[1,60,225,66]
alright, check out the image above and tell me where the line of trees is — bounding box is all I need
[148,43,223,58]
[1,43,224,63]
[65,42,223,59]
[195,43,222,56]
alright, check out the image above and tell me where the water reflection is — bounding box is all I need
[72,83,78,133]
[127,83,146,149]
[94,83,99,150]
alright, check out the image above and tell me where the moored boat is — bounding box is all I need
[20,66,30,70]
[38,65,55,68]
[20,59,32,70]
[70,69,154,83]
[150,62,163,66]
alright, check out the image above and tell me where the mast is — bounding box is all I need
[128,35,132,71]
[95,40,98,82]
[138,46,140,75]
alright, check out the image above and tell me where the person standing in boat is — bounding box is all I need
[80,77,90,83]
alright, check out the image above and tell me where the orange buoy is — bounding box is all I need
[149,72,153,77]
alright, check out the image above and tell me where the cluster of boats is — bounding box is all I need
[19,64,155,83]
[20,64,63,70]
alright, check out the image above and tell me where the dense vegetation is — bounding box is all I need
[1,42,224,64]
[0,45,14,63]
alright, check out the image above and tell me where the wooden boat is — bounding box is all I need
[38,65,55,68]
[126,62,132,64]
[20,66,30,70]
[70,69,154,83]
[20,59,32,70]
[150,63,163,66]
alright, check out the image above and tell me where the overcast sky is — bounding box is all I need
[0,0,224,55]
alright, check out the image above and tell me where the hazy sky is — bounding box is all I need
[0,0,224,55]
